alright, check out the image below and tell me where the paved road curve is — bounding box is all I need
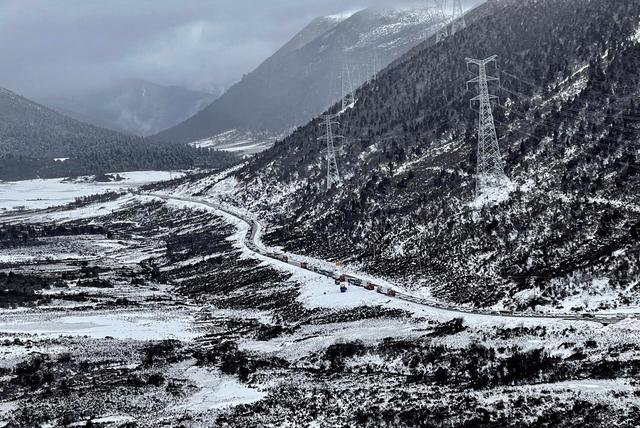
[148,192,630,326]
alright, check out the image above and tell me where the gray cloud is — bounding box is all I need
[0,0,472,98]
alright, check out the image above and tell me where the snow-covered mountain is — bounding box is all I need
[175,0,640,313]
[152,6,450,151]
[41,79,219,137]
[5,1,640,425]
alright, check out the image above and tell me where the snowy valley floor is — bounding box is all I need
[1,192,640,427]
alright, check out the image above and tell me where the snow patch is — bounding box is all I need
[608,317,640,331]
[0,310,197,341]
[632,23,640,44]
[513,288,542,307]
[190,129,284,156]
[326,9,362,22]
[471,178,515,209]
[0,171,179,211]
[174,366,264,413]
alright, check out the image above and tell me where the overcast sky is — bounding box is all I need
[0,0,478,99]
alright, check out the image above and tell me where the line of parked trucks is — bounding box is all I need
[160,194,616,324]
[267,252,397,296]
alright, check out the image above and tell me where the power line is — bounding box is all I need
[496,80,640,132]
[495,70,640,143]
[499,64,640,119]
[495,102,640,149]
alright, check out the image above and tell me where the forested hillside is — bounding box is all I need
[0,87,237,180]
[0,87,134,158]
[217,0,640,310]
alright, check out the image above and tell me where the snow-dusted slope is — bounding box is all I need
[190,130,283,157]
[172,0,640,313]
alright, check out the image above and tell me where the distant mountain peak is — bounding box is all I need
[325,9,362,22]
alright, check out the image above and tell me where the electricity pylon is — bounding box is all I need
[342,61,355,110]
[319,114,342,190]
[450,0,466,35]
[435,0,466,42]
[466,55,509,200]
[371,47,381,80]
[435,0,449,43]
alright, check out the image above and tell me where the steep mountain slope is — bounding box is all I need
[41,79,219,137]
[0,87,236,180]
[153,7,448,148]
[0,87,134,158]
[192,0,640,311]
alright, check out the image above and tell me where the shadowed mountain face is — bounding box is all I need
[41,79,220,137]
[153,7,448,147]
[0,86,134,158]
[0,86,237,180]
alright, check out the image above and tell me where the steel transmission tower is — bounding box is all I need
[450,0,466,35]
[466,55,508,199]
[435,0,449,43]
[435,0,466,42]
[371,47,381,80]
[342,61,355,110]
[319,115,342,190]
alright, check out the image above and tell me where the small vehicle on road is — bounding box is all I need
[348,278,362,287]
[377,286,396,297]
[277,255,289,263]
[318,269,335,277]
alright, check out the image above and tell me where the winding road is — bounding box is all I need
[149,192,631,326]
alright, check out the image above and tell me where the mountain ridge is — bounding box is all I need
[0,86,237,180]
[180,0,640,312]
[152,6,448,147]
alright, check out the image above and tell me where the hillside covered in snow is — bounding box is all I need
[177,0,640,313]
[7,1,640,426]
